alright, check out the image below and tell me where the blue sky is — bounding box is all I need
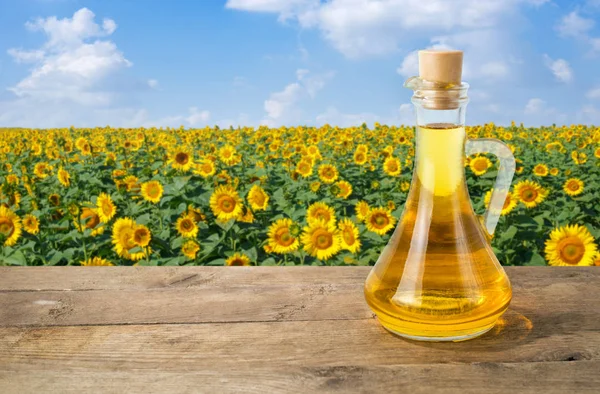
[0,0,599,128]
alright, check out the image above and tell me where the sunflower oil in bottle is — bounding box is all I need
[364,50,515,341]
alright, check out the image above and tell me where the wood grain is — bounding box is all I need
[0,267,598,393]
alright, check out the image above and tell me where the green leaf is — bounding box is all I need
[525,252,546,266]
[500,225,518,240]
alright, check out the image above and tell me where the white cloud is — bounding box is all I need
[557,11,595,38]
[262,69,333,125]
[6,8,132,108]
[1,8,207,128]
[227,0,545,58]
[543,55,572,83]
[577,105,600,123]
[480,61,509,78]
[315,103,414,127]
[587,88,600,99]
[524,98,545,114]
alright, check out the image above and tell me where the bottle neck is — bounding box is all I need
[413,101,467,128]
[412,103,468,197]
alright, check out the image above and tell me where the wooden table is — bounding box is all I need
[0,267,598,393]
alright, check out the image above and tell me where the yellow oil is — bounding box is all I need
[364,124,512,341]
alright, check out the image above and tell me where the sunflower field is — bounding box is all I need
[0,122,599,267]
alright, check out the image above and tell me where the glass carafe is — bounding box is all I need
[364,73,515,342]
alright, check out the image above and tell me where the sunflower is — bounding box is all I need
[469,156,492,176]
[47,193,60,207]
[57,167,71,187]
[571,151,587,165]
[355,201,370,222]
[112,217,148,261]
[310,181,321,192]
[549,168,559,176]
[133,225,151,247]
[318,164,339,184]
[247,184,269,211]
[210,185,243,221]
[219,145,237,166]
[544,224,597,266]
[383,156,401,176]
[171,150,194,172]
[301,220,342,261]
[353,150,368,165]
[226,252,252,266]
[0,206,22,246]
[80,257,114,266]
[182,240,200,260]
[267,218,300,254]
[595,147,600,159]
[141,180,164,204]
[563,178,584,197]
[296,160,313,177]
[185,205,206,223]
[514,180,548,208]
[306,202,336,226]
[124,175,141,194]
[338,218,361,254]
[335,180,352,199]
[484,189,518,216]
[176,216,199,238]
[6,174,18,185]
[96,193,117,223]
[365,207,396,235]
[194,159,216,178]
[236,205,255,223]
[532,164,548,177]
[22,214,39,235]
[33,162,52,179]
[594,252,600,267]
[400,181,410,192]
[74,207,105,236]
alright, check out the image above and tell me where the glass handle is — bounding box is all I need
[465,138,516,237]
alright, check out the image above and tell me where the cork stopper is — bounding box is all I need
[418,49,463,85]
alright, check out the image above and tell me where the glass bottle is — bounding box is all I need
[364,50,515,341]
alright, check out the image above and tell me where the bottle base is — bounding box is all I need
[374,312,502,342]
[382,323,494,342]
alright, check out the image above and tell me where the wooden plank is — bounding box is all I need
[1,318,599,368]
[1,266,597,291]
[0,268,598,327]
[1,362,598,394]
[0,266,369,291]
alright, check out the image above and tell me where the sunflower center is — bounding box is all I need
[253,192,265,206]
[120,229,137,251]
[568,181,580,191]
[313,229,333,249]
[148,186,160,198]
[176,153,189,165]
[473,159,488,171]
[557,237,586,265]
[0,218,15,237]
[313,210,330,222]
[181,219,193,231]
[202,163,212,172]
[521,188,538,202]
[372,213,389,228]
[134,229,149,245]
[276,228,295,246]
[229,258,245,266]
[218,196,236,213]
[81,209,99,229]
[342,228,355,245]
[102,201,113,216]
